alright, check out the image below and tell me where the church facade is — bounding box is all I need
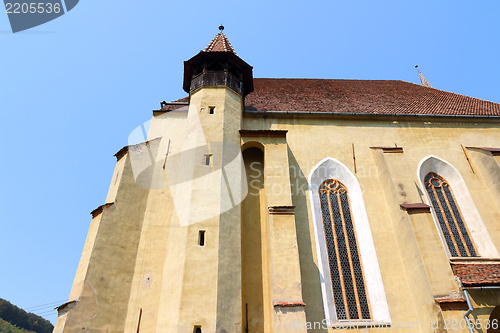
[54,31,500,333]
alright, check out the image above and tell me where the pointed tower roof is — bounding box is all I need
[415,65,433,88]
[183,28,253,96]
[204,32,236,53]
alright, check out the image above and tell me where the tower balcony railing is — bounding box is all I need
[190,71,243,95]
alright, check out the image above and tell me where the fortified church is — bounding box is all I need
[54,29,500,333]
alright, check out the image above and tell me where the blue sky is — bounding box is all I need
[1,0,499,324]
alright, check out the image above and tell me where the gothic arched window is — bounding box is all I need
[424,172,477,257]
[319,179,371,320]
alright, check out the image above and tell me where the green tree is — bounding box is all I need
[0,299,53,333]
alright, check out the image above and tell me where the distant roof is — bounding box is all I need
[204,32,236,53]
[452,262,500,287]
[161,78,500,117]
[159,98,188,112]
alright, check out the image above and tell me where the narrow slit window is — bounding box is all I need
[199,230,205,246]
[319,179,371,320]
[209,106,215,114]
[203,154,212,166]
[425,172,477,257]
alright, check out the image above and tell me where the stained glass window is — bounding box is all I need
[425,172,477,257]
[319,179,371,320]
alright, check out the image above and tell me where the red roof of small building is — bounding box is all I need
[161,78,500,117]
[451,263,500,287]
[159,98,189,112]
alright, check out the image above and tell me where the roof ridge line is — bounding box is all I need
[404,81,500,104]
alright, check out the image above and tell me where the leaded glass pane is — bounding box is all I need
[320,190,346,319]
[424,172,477,257]
[319,179,371,320]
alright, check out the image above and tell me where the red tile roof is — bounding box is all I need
[451,263,500,287]
[162,78,500,117]
[434,297,468,311]
[245,79,500,116]
[204,32,236,53]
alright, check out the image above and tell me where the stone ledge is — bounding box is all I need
[400,203,431,214]
[240,130,288,138]
[466,147,500,156]
[114,137,162,161]
[268,206,295,215]
[273,301,305,307]
[90,203,114,218]
[370,146,404,153]
[56,300,77,316]
[434,297,468,311]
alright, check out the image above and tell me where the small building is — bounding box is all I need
[54,29,500,333]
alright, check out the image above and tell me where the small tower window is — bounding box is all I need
[193,326,202,333]
[209,106,215,114]
[198,231,206,246]
[203,154,212,166]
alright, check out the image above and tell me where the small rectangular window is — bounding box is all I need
[193,326,202,333]
[199,230,205,246]
[203,154,212,166]
[209,106,215,114]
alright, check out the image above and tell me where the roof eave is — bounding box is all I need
[243,109,500,120]
[183,51,253,95]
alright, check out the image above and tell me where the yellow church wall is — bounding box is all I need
[122,187,176,332]
[105,155,125,204]
[139,86,244,332]
[54,28,500,333]
[369,149,440,332]
[82,155,149,332]
[53,213,105,333]
[243,114,500,332]
[241,135,308,332]
[407,212,461,297]
[57,83,500,333]
[466,148,500,220]
[67,152,129,311]
[122,104,190,332]
[68,214,104,302]
[55,153,150,332]
[148,108,189,143]
[242,147,268,332]
[155,211,188,332]
[193,86,244,332]
[110,86,245,333]
[268,213,303,300]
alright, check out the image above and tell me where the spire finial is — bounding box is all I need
[219,25,224,33]
[415,64,421,73]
